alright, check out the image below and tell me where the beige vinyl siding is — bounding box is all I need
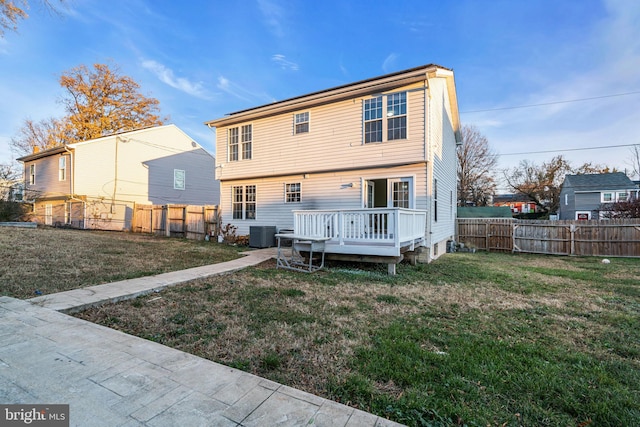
[428,77,457,253]
[216,82,427,181]
[23,154,71,198]
[220,164,428,236]
[73,125,219,205]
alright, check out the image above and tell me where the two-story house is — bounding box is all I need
[17,124,219,230]
[205,64,461,264]
[558,172,639,220]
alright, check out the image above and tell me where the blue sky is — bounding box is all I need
[1,0,639,186]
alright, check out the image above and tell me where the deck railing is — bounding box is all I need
[293,208,427,251]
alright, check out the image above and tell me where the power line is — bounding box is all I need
[499,143,639,157]
[461,91,640,114]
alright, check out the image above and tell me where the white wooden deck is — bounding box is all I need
[293,208,427,257]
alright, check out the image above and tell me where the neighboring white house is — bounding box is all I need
[205,64,461,263]
[17,124,219,230]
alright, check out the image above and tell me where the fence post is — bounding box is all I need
[485,222,490,252]
[570,224,576,255]
[165,205,170,237]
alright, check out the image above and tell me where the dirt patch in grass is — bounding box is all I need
[0,227,243,299]
[76,252,640,426]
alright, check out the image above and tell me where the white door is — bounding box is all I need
[45,204,53,225]
[366,181,375,208]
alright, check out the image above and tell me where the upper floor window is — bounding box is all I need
[602,192,613,203]
[241,124,252,160]
[294,112,309,134]
[617,192,628,201]
[363,91,407,143]
[285,183,301,203]
[228,124,252,161]
[174,169,185,190]
[386,92,407,140]
[29,164,36,185]
[228,128,239,161]
[364,96,383,143]
[58,157,66,181]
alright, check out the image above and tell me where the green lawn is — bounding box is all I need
[77,252,640,426]
[0,227,242,299]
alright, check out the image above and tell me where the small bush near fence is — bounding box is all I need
[457,218,640,257]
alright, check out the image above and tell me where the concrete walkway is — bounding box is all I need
[28,248,279,313]
[1,249,405,427]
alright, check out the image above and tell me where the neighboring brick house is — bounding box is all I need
[558,172,639,220]
[17,125,219,230]
[493,194,539,215]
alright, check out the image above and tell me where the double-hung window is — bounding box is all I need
[232,185,256,220]
[602,192,613,203]
[29,164,36,185]
[285,183,301,203]
[228,124,252,161]
[241,125,252,160]
[58,157,66,181]
[363,91,407,143]
[228,128,239,161]
[294,112,309,134]
[364,97,383,143]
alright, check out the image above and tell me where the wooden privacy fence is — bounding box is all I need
[132,204,220,240]
[457,218,640,257]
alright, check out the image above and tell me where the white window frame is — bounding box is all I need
[284,182,301,203]
[617,191,628,201]
[29,164,36,185]
[241,124,252,160]
[294,112,309,134]
[173,169,185,190]
[228,127,239,162]
[228,124,253,161]
[232,185,256,220]
[58,157,66,181]
[601,192,613,203]
[362,91,407,144]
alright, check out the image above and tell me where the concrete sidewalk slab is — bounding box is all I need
[28,248,278,313]
[0,297,403,427]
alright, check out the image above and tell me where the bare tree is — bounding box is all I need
[503,155,610,214]
[10,117,64,155]
[457,125,498,206]
[600,198,640,219]
[627,145,640,181]
[0,0,64,36]
[11,63,165,156]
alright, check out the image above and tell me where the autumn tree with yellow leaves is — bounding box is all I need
[11,63,165,155]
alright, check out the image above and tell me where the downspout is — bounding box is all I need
[63,145,86,228]
[425,76,433,259]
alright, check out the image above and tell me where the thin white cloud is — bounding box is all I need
[382,53,398,73]
[142,59,210,99]
[217,76,270,104]
[272,54,299,71]
[257,0,285,38]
